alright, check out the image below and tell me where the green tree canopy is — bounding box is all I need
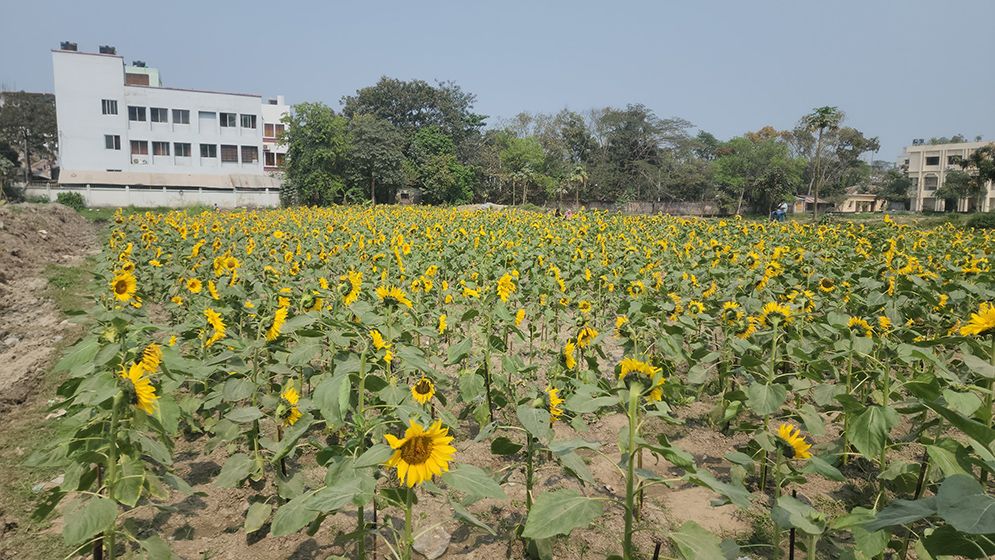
[280,102,350,206]
[347,114,406,204]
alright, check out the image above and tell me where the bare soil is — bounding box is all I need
[0,203,98,413]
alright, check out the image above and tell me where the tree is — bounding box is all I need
[713,135,804,215]
[499,136,545,205]
[347,114,406,204]
[955,144,995,211]
[935,170,975,203]
[876,169,912,204]
[567,165,588,207]
[341,77,486,160]
[0,92,57,183]
[801,106,844,220]
[280,102,351,206]
[408,126,473,204]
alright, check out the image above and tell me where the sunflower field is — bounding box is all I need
[30,206,995,559]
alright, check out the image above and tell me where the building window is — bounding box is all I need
[104,135,121,150]
[172,109,190,124]
[200,144,217,158]
[924,176,938,190]
[101,99,118,115]
[220,112,237,127]
[265,151,276,166]
[947,155,961,165]
[275,124,285,136]
[152,141,170,156]
[240,114,257,129]
[240,146,259,163]
[150,107,169,123]
[264,123,275,138]
[925,156,940,166]
[130,140,149,155]
[174,142,191,157]
[276,153,286,166]
[220,144,239,162]
[128,106,147,121]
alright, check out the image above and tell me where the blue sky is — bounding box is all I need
[2,0,993,159]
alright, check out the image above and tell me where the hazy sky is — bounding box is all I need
[2,1,993,159]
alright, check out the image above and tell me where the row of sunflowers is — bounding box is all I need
[34,206,995,559]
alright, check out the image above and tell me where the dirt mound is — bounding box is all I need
[0,203,96,282]
[0,203,98,414]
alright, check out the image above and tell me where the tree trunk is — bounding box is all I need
[812,129,824,222]
[522,181,527,205]
[736,187,745,216]
[23,130,31,185]
[370,174,376,205]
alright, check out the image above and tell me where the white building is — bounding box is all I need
[898,140,995,213]
[38,44,289,208]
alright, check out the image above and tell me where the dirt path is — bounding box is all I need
[0,203,98,413]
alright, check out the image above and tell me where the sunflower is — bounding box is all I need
[204,308,226,347]
[279,384,302,426]
[576,325,599,349]
[438,314,447,335]
[720,301,743,324]
[341,270,362,305]
[776,423,812,460]
[960,302,995,337]
[111,272,137,302]
[848,316,873,337]
[411,377,436,405]
[627,280,645,298]
[376,285,414,308]
[370,329,390,351]
[546,386,564,422]
[384,419,456,487]
[615,315,629,334]
[734,317,758,340]
[578,300,592,315]
[186,278,203,294]
[759,302,792,326]
[515,308,526,327]
[140,343,162,373]
[877,316,892,331]
[563,341,577,370]
[223,255,240,271]
[619,357,665,401]
[266,306,288,341]
[496,273,516,302]
[817,277,835,293]
[120,362,157,415]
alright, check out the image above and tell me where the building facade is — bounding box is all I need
[45,45,288,208]
[898,141,994,213]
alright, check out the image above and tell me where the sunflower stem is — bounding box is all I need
[356,350,368,560]
[842,337,854,466]
[525,432,535,513]
[104,391,123,560]
[483,309,495,423]
[623,382,641,560]
[402,488,414,560]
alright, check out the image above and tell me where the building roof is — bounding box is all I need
[59,170,281,190]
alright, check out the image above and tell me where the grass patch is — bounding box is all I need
[0,260,99,559]
[43,258,98,315]
[0,369,75,560]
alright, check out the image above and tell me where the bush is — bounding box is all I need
[56,191,86,211]
[966,212,995,229]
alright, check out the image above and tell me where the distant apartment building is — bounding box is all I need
[40,43,288,208]
[898,140,994,213]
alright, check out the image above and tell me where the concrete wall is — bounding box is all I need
[549,200,727,216]
[25,183,279,209]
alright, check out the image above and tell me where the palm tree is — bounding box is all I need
[802,106,843,221]
[568,164,588,209]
